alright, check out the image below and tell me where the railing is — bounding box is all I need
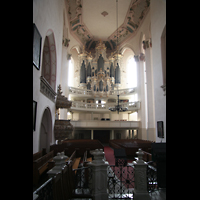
[107,165,135,199]
[73,167,93,196]
[33,177,53,200]
[70,101,140,111]
[40,76,57,102]
[33,149,158,200]
[69,86,135,97]
[147,162,157,192]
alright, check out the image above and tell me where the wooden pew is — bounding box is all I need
[33,150,54,186]
[50,139,104,158]
[67,150,81,174]
[109,139,153,157]
[83,149,92,167]
[33,148,46,161]
[62,162,93,199]
[142,150,152,162]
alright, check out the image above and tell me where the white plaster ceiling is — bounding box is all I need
[82,0,131,40]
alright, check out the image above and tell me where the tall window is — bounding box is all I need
[127,57,137,88]
[68,58,74,86]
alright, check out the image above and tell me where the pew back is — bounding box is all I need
[50,139,104,158]
[109,139,153,157]
[33,150,54,186]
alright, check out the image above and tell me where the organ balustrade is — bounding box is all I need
[70,100,140,111]
[69,86,135,97]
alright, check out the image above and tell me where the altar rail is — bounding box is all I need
[70,101,140,112]
[69,86,135,97]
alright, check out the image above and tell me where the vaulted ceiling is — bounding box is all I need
[66,0,150,51]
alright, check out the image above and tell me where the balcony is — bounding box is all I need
[70,120,140,129]
[40,76,57,102]
[69,86,135,98]
[69,101,140,112]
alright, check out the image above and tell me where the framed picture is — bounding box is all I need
[33,23,42,70]
[157,121,164,138]
[33,100,37,131]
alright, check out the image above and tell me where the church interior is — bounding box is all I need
[33,0,166,199]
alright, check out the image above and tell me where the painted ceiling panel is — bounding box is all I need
[66,0,150,51]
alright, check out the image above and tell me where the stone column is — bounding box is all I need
[110,129,114,140]
[143,39,155,141]
[134,54,147,139]
[88,149,109,200]
[91,129,94,140]
[47,152,68,178]
[133,148,150,200]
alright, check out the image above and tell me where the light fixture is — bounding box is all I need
[109,95,128,114]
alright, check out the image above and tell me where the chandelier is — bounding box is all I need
[109,95,128,114]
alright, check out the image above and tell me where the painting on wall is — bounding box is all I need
[157,121,164,138]
[33,100,37,131]
[33,23,42,70]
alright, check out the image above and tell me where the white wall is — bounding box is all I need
[151,0,166,142]
[33,0,64,153]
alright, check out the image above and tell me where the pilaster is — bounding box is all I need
[143,38,156,141]
[134,54,147,140]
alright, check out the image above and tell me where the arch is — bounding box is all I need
[70,45,81,54]
[39,107,52,152]
[120,44,135,55]
[41,30,57,91]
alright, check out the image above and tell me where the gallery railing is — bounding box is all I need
[69,86,135,97]
[70,101,140,111]
[107,162,157,199]
[147,162,157,192]
[72,166,93,197]
[107,165,135,199]
[33,177,53,200]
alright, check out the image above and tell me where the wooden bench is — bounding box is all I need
[83,149,92,167]
[109,139,153,158]
[50,139,104,158]
[61,162,93,199]
[33,150,54,186]
[33,148,46,161]
[67,150,81,174]
[142,150,152,162]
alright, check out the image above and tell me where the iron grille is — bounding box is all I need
[107,165,134,199]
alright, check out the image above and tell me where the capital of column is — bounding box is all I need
[142,38,152,50]
[134,53,145,62]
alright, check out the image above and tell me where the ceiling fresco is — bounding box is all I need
[66,0,150,51]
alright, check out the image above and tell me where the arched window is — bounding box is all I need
[127,57,137,88]
[68,57,74,86]
[41,30,57,91]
